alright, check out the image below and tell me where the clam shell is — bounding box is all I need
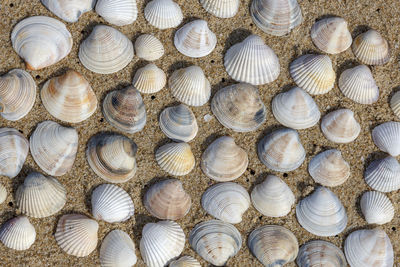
[100,230,137,267]
[169,256,201,267]
[296,240,347,267]
[390,90,400,119]
[0,128,29,178]
[364,156,400,192]
[352,29,390,65]
[133,63,166,94]
[200,0,239,18]
[360,191,394,225]
[201,136,248,181]
[95,0,137,26]
[144,0,183,30]
[135,34,164,61]
[0,184,6,204]
[41,0,95,22]
[321,109,361,143]
[0,216,36,251]
[211,83,267,132]
[224,34,280,85]
[372,121,400,156]
[155,142,195,176]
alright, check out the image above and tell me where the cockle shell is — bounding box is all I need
[0,184,6,204]
[100,230,137,267]
[11,16,72,70]
[133,63,166,94]
[201,136,248,181]
[321,109,361,143]
[211,83,267,132]
[0,69,36,121]
[135,34,164,61]
[224,34,280,85]
[55,214,99,257]
[169,256,201,267]
[144,0,183,30]
[364,156,400,192]
[372,121,400,156]
[296,240,347,267]
[189,220,242,266]
[155,142,195,176]
[41,0,95,22]
[390,91,400,119]
[200,0,239,18]
[352,29,390,65]
[271,87,320,129]
[0,216,36,251]
[79,25,134,74]
[15,172,66,218]
[95,0,137,26]
[0,128,29,178]
[360,191,394,225]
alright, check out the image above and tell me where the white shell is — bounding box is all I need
[364,156,400,193]
[144,0,183,30]
[100,230,137,267]
[135,34,164,61]
[200,0,239,18]
[360,191,394,225]
[0,128,29,178]
[95,0,137,26]
[321,109,361,143]
[155,142,195,176]
[390,90,400,119]
[41,0,95,22]
[133,63,166,94]
[224,34,280,85]
[0,184,6,204]
[0,216,36,251]
[352,29,390,65]
[296,240,347,267]
[169,256,201,267]
[372,121,400,156]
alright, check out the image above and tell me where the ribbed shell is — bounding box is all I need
[364,156,400,192]
[360,191,394,225]
[169,256,201,267]
[132,63,166,94]
[155,142,195,176]
[0,128,29,178]
[390,90,400,119]
[0,184,6,204]
[321,109,361,143]
[372,121,400,156]
[41,0,95,22]
[296,240,347,267]
[144,0,183,29]
[200,0,239,18]
[352,29,390,65]
[100,230,137,267]
[0,216,36,251]
[95,0,137,26]
[135,34,164,61]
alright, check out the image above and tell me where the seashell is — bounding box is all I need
[0,184,6,204]
[0,128,29,178]
[79,25,134,74]
[248,225,298,266]
[169,256,201,267]
[290,54,335,95]
[296,186,347,236]
[134,34,164,61]
[0,69,36,121]
[257,128,305,172]
[100,230,137,267]
[352,29,390,65]
[211,83,267,132]
[15,172,66,218]
[11,16,72,70]
[390,91,400,119]
[251,175,295,217]
[155,142,195,176]
[344,228,394,267]
[360,191,394,225]
[201,136,248,181]
[364,156,400,192]
[271,87,320,129]
[144,0,183,30]
[132,64,166,94]
[55,214,98,257]
[338,65,379,104]
[144,179,191,220]
[189,220,242,266]
[201,182,250,224]
[41,0,95,22]
[86,133,138,183]
[311,17,352,54]
[103,86,146,134]
[250,0,303,36]
[140,220,185,267]
[95,0,137,26]
[224,34,280,85]
[308,149,351,187]
[41,70,97,123]
[169,66,211,106]
[30,121,78,176]
[321,109,361,143]
[0,216,36,251]
[159,104,198,142]
[200,0,239,18]
[372,121,400,156]
[296,240,347,267]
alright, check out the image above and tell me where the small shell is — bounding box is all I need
[338,65,379,104]
[0,69,36,121]
[140,221,185,267]
[200,0,239,18]
[155,142,195,176]
[95,0,137,26]
[41,0,95,22]
[189,220,242,266]
[257,128,305,172]
[132,63,166,94]
[0,216,36,251]
[144,0,183,30]
[296,240,347,267]
[169,66,211,106]
[251,175,295,217]
[211,83,267,132]
[169,256,201,267]
[296,186,347,236]
[30,121,78,176]
[201,136,248,181]
[103,86,146,133]
[0,128,29,178]
[364,156,400,192]
[271,87,320,129]
[248,225,298,266]
[79,25,134,74]
[100,230,137,267]
[135,34,164,61]
[144,179,191,220]
[290,54,335,95]
[0,184,6,204]
[321,109,361,143]
[372,121,400,156]
[55,214,99,257]
[15,172,66,218]
[224,34,280,85]
[352,29,390,65]
[360,191,394,225]
[390,91,400,119]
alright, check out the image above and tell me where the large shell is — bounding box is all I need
[133,63,166,94]
[41,0,95,22]
[189,220,242,266]
[364,156,400,192]
[95,0,137,26]
[201,136,248,181]
[296,240,347,267]
[321,109,361,143]
[15,172,66,218]
[200,0,239,18]
[372,121,400,156]
[211,83,267,132]
[144,0,183,30]
[390,90,400,119]
[155,142,195,176]
[360,191,394,225]
[11,16,72,70]
[224,34,280,85]
[135,34,164,61]
[169,256,201,267]
[0,184,6,204]
[352,29,390,65]
[30,121,78,176]
[0,128,29,178]
[0,216,36,251]
[100,230,137,267]
[79,25,134,74]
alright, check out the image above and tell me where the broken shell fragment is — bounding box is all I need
[0,128,29,178]
[296,240,347,267]
[360,191,394,225]
[169,255,201,267]
[95,0,138,26]
[364,156,400,193]
[41,0,95,22]
[100,230,137,267]
[133,63,166,94]
[135,34,164,61]
[155,142,195,176]
[0,184,6,204]
[0,216,36,251]
[144,0,183,30]
[390,90,400,119]
[372,121,400,156]
[352,29,390,65]
[200,0,240,18]
[321,109,361,143]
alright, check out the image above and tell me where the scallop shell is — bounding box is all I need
[15,172,66,218]
[372,121,400,156]
[271,87,320,129]
[132,63,166,94]
[290,54,335,95]
[95,0,137,26]
[0,184,6,204]
[0,128,29,178]
[0,216,36,251]
[79,25,134,74]
[321,109,361,143]
[55,214,99,257]
[360,191,394,225]
[364,156,400,192]
[144,179,191,220]
[30,121,78,176]
[41,0,95,22]
[11,16,72,70]
[155,142,195,176]
[390,91,400,119]
[211,83,267,132]
[352,29,390,65]
[100,230,137,267]
[224,34,280,85]
[257,128,305,172]
[296,186,347,236]
[144,0,183,30]
[189,220,242,266]
[41,70,97,123]
[0,69,36,121]
[201,136,248,181]
[103,86,146,134]
[251,174,295,217]
[134,34,164,61]
[200,0,239,18]
[296,240,347,267]
[169,256,201,267]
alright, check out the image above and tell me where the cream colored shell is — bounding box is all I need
[95,0,138,26]
[100,230,137,267]
[200,0,239,18]
[352,29,390,65]
[133,63,166,94]
[321,109,361,143]
[135,34,164,61]
[144,0,183,30]
[155,142,195,176]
